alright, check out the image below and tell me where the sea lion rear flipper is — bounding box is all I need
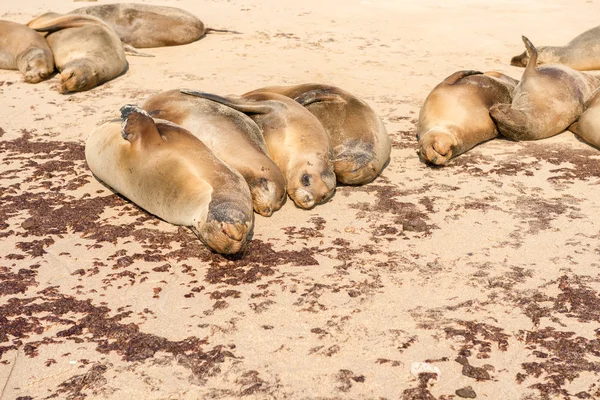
[28,12,108,32]
[120,104,160,142]
[180,89,273,114]
[205,27,242,35]
[122,44,155,58]
[294,90,346,107]
[441,70,483,85]
[521,36,539,76]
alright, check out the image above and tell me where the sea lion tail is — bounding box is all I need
[180,89,273,114]
[441,70,483,85]
[205,27,242,35]
[294,90,345,107]
[28,12,109,32]
[522,36,538,75]
[122,44,155,58]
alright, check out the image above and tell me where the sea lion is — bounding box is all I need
[490,36,600,141]
[69,3,237,48]
[85,105,254,255]
[181,90,336,210]
[0,20,54,83]
[511,26,600,71]
[568,88,600,148]
[416,70,519,165]
[27,13,127,93]
[243,84,391,185]
[141,89,287,217]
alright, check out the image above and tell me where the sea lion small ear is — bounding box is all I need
[120,104,156,141]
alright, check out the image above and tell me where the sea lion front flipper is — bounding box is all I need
[294,90,346,107]
[180,89,274,114]
[120,104,161,143]
[27,12,108,32]
[122,43,154,57]
[205,27,242,35]
[521,36,539,77]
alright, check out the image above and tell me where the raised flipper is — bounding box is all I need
[120,104,161,143]
[521,36,539,77]
[28,12,110,32]
[294,90,346,107]
[180,89,274,114]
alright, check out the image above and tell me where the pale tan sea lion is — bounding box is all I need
[416,70,519,165]
[69,3,238,48]
[490,36,600,141]
[85,105,254,255]
[0,20,54,83]
[141,89,287,217]
[181,90,336,210]
[511,26,600,71]
[27,13,127,93]
[243,84,391,185]
[568,88,600,148]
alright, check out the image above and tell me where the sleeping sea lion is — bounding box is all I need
[85,105,254,255]
[69,3,238,48]
[490,36,600,141]
[511,25,600,71]
[417,70,519,165]
[243,84,391,185]
[0,20,54,83]
[181,90,336,210]
[141,89,287,217]
[27,13,127,93]
[568,88,600,148]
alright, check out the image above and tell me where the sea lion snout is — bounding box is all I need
[418,130,458,166]
[510,50,529,67]
[289,168,336,209]
[249,177,286,217]
[59,63,97,93]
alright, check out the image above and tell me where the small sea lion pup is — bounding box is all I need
[243,84,391,185]
[568,88,600,149]
[417,70,519,165]
[511,26,600,71]
[490,36,600,142]
[180,90,336,210]
[85,105,254,255]
[0,20,54,83]
[141,89,287,217]
[69,3,236,48]
[27,13,127,93]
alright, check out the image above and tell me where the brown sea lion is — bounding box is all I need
[141,89,287,217]
[243,84,391,185]
[568,88,600,148]
[85,105,254,255]
[0,20,54,83]
[27,13,127,93]
[416,70,519,165]
[490,36,600,141]
[511,26,600,71]
[181,90,336,210]
[69,3,238,48]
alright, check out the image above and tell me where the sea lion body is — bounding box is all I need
[69,3,206,48]
[0,20,54,83]
[569,88,600,148]
[141,89,287,217]
[490,36,600,141]
[511,26,600,71]
[85,106,254,255]
[417,70,518,165]
[181,90,336,209]
[243,84,391,185]
[28,13,127,93]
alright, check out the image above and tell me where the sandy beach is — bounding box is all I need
[2,0,600,398]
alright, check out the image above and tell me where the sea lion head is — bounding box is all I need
[20,48,54,83]
[287,160,336,209]
[59,61,98,93]
[196,201,254,255]
[249,176,287,217]
[417,127,458,166]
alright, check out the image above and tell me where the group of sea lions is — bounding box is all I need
[85,84,392,254]
[418,27,600,165]
[0,3,234,93]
